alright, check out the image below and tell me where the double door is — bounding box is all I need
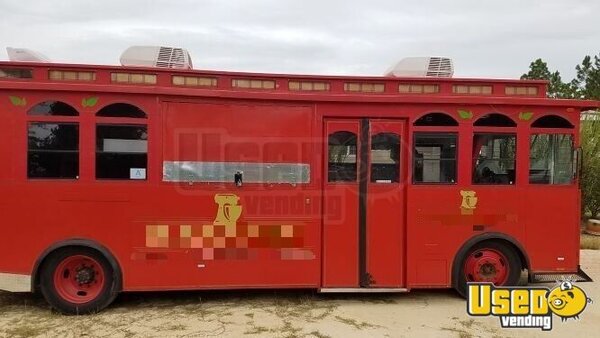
[323,118,406,288]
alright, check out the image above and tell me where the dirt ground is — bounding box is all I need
[0,250,598,338]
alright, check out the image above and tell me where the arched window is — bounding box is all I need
[96,103,147,118]
[328,131,357,182]
[414,112,458,126]
[27,101,79,179]
[474,113,516,127]
[96,103,148,180]
[531,115,574,129]
[27,101,79,116]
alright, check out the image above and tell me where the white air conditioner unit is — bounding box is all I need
[6,47,51,62]
[385,57,453,78]
[120,46,193,69]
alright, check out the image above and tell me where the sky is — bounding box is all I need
[0,0,598,80]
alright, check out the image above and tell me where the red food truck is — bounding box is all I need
[0,48,597,313]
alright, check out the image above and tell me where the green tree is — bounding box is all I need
[571,54,600,100]
[521,58,574,98]
[523,54,600,218]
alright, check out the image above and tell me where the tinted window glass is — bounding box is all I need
[530,134,573,184]
[413,113,458,126]
[474,114,516,127]
[0,68,33,79]
[27,101,79,116]
[413,133,457,183]
[96,103,147,118]
[27,123,79,178]
[96,125,148,180]
[328,131,357,182]
[371,133,400,183]
[531,115,574,129]
[473,134,516,184]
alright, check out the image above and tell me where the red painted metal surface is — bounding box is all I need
[0,61,598,293]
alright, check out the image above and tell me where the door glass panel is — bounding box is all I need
[370,132,400,183]
[328,131,357,182]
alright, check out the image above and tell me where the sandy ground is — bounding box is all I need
[0,250,598,338]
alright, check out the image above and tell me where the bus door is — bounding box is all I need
[322,118,406,288]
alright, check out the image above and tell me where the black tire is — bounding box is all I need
[454,241,521,298]
[39,247,119,314]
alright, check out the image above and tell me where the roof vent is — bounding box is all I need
[120,46,193,69]
[6,47,51,62]
[385,57,453,78]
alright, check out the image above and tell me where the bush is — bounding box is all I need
[581,114,600,218]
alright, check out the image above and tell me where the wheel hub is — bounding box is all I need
[75,266,96,285]
[478,262,497,279]
[464,248,509,285]
[53,255,106,304]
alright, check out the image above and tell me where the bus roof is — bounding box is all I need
[1,61,599,110]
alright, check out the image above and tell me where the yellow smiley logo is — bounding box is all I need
[547,281,592,321]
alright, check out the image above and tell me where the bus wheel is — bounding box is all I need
[455,241,521,297]
[39,247,118,314]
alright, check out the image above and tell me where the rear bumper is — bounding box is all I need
[0,273,31,292]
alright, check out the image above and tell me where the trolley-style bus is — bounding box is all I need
[0,49,597,314]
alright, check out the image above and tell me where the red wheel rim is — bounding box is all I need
[463,248,509,285]
[53,255,105,304]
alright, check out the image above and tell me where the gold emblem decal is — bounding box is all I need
[460,190,478,215]
[213,194,242,228]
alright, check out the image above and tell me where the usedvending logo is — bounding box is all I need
[467,281,592,331]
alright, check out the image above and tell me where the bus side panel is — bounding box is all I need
[0,91,13,182]
[524,186,579,272]
[121,100,321,290]
[0,92,160,282]
[0,92,20,278]
[407,187,524,288]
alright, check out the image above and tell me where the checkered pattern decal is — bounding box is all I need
[145,194,314,260]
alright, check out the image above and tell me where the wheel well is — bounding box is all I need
[32,241,122,293]
[451,234,529,288]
